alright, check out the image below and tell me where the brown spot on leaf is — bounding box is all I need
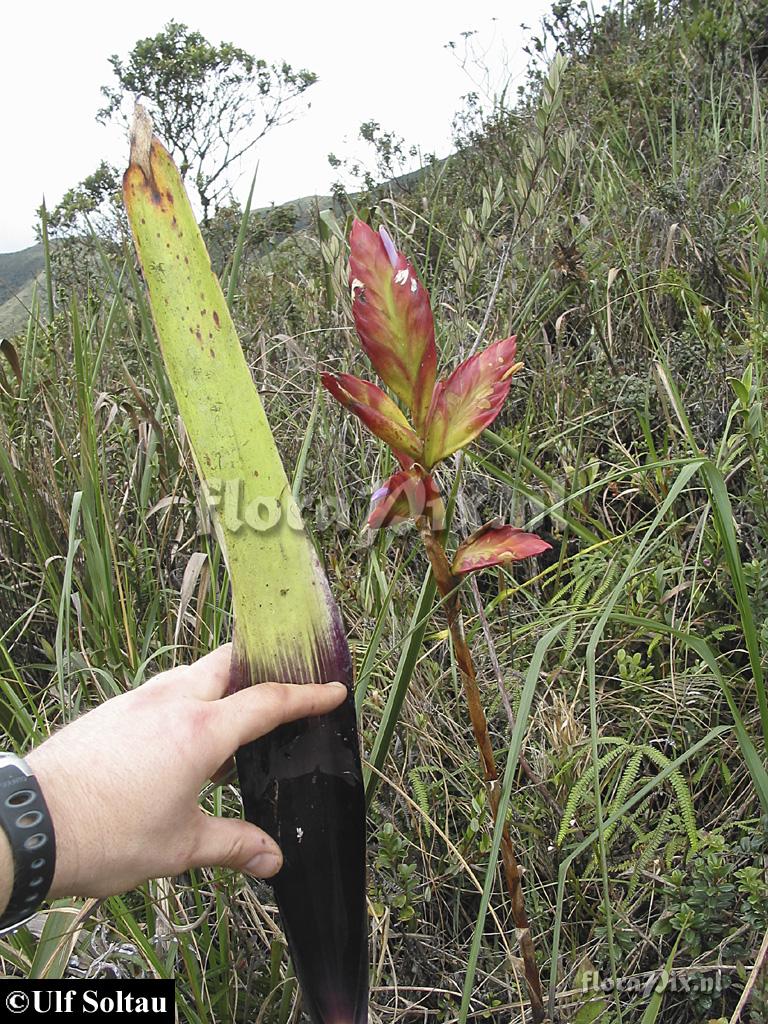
[213,311,220,328]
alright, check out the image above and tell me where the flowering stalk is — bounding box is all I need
[323,220,551,1023]
[418,526,546,1022]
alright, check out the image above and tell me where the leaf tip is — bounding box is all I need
[129,103,154,180]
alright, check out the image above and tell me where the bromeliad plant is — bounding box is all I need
[323,220,551,1023]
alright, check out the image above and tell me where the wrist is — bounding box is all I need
[0,826,12,917]
[25,746,78,901]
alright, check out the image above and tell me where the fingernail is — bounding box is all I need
[244,852,282,878]
[327,681,347,692]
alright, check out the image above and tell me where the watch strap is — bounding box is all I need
[0,753,56,934]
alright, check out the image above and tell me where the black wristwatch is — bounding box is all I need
[0,753,56,935]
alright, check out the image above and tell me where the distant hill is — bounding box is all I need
[0,243,46,337]
[0,190,331,339]
[0,243,45,305]
[0,168,431,338]
[276,193,334,231]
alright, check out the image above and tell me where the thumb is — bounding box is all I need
[192,814,283,878]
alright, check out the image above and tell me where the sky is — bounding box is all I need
[0,0,554,254]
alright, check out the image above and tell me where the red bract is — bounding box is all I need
[333,220,524,472]
[452,522,552,575]
[324,221,547,562]
[349,220,437,433]
[423,336,521,468]
[321,372,423,462]
[367,468,444,530]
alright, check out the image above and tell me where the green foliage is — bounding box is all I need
[651,827,768,1017]
[42,161,124,241]
[372,821,424,924]
[204,200,299,275]
[3,1,768,1021]
[557,738,699,853]
[462,788,491,856]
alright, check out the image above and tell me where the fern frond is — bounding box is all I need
[642,745,699,851]
[562,568,594,658]
[627,806,674,899]
[604,749,645,849]
[590,557,620,606]
[408,767,432,837]
[558,742,629,845]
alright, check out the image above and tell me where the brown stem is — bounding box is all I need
[467,573,564,820]
[419,522,547,1024]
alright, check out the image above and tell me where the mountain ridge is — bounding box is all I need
[0,192,340,337]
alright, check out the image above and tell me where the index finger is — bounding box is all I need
[144,643,233,701]
[187,643,234,699]
[211,680,349,753]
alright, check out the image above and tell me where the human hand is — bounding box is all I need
[24,645,347,900]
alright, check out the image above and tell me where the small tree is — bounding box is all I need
[43,161,125,241]
[36,162,127,299]
[328,120,428,204]
[98,20,317,223]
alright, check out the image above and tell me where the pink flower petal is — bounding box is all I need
[367,469,444,530]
